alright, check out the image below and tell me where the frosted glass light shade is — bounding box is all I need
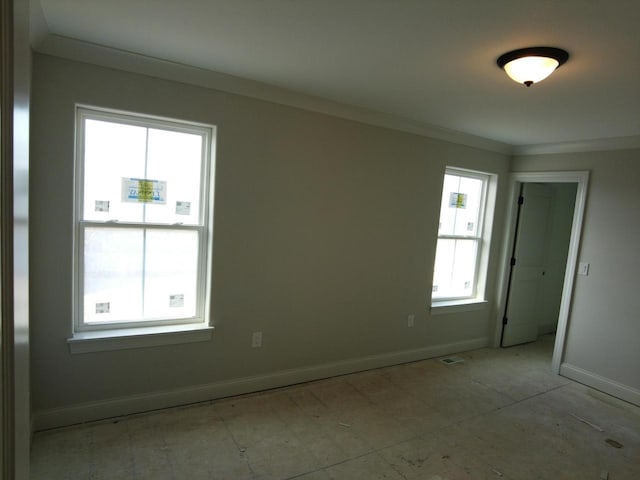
[504,56,559,86]
[497,47,569,87]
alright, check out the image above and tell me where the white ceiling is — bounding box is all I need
[34,0,640,148]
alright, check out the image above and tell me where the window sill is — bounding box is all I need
[67,324,214,354]
[430,299,488,315]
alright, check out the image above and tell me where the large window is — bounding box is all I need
[74,107,214,332]
[432,168,492,303]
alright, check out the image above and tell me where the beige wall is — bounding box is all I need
[30,54,510,426]
[30,52,640,427]
[513,150,640,398]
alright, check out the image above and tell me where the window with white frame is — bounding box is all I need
[432,168,491,303]
[74,107,214,332]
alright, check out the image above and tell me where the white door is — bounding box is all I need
[501,183,551,347]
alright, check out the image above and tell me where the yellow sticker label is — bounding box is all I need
[122,177,167,204]
[449,192,467,209]
[137,180,154,202]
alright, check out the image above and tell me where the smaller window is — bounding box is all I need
[432,168,494,304]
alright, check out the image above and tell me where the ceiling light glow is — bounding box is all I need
[497,47,569,87]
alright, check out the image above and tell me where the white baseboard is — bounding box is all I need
[34,337,488,430]
[560,363,640,407]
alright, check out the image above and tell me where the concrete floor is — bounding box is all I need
[31,335,640,479]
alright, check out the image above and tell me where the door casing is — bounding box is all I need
[493,171,589,374]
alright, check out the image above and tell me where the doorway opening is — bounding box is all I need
[494,171,589,374]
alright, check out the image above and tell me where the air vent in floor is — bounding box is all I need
[438,355,465,365]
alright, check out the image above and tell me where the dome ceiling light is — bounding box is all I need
[497,47,569,87]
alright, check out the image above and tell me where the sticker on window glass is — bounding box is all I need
[122,178,167,204]
[95,200,110,212]
[467,222,474,231]
[169,294,185,308]
[96,302,110,314]
[432,285,438,292]
[176,201,191,215]
[449,192,467,209]
[464,281,471,289]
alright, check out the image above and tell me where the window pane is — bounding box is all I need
[143,229,199,319]
[432,238,478,299]
[83,119,205,225]
[144,129,204,225]
[438,174,459,235]
[454,176,482,236]
[438,174,483,236]
[84,227,143,323]
[83,227,200,323]
[83,119,147,223]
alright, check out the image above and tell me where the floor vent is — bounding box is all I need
[438,355,465,365]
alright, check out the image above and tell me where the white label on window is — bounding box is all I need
[449,192,467,209]
[464,281,471,289]
[467,222,474,231]
[122,178,167,204]
[432,285,438,292]
[176,201,191,215]
[96,302,110,314]
[169,294,184,308]
[95,200,110,212]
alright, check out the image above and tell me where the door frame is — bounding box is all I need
[493,171,590,373]
[1,0,14,474]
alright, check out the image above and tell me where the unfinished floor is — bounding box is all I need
[31,335,640,479]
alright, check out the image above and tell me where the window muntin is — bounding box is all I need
[75,107,214,331]
[432,169,488,302]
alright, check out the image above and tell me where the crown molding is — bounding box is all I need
[32,31,640,157]
[513,135,640,156]
[33,33,513,155]
[29,0,49,47]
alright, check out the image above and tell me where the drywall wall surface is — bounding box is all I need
[30,54,509,421]
[513,151,640,395]
[537,183,577,334]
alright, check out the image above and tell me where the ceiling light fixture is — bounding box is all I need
[497,47,569,87]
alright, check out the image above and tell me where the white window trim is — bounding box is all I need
[68,324,214,354]
[69,106,216,352]
[430,299,488,315]
[431,167,497,310]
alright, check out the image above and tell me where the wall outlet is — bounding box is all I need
[251,331,263,348]
[407,314,415,327]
